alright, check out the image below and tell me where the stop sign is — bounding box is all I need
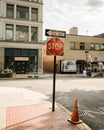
[46,38,64,56]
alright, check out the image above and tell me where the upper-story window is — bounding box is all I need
[24,0,38,2]
[31,27,38,42]
[16,25,29,41]
[29,0,38,2]
[95,43,100,50]
[101,43,104,50]
[80,42,85,50]
[6,4,14,18]
[5,24,14,40]
[70,41,75,50]
[90,43,95,50]
[16,6,29,20]
[31,8,38,21]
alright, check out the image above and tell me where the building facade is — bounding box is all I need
[64,27,104,73]
[44,27,104,73]
[0,0,43,74]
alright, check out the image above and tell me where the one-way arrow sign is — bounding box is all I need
[45,29,66,38]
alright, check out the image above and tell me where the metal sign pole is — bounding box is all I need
[52,55,56,112]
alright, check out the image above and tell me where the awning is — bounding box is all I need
[76,60,87,65]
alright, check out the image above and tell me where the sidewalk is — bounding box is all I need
[0,87,92,130]
[0,72,100,80]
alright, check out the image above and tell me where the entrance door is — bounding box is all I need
[76,60,87,73]
[77,64,84,73]
[15,61,26,74]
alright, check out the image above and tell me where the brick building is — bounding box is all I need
[44,27,104,73]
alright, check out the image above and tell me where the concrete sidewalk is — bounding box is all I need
[0,87,92,130]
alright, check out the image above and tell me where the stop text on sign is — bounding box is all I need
[47,42,64,50]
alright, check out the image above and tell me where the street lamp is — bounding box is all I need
[85,51,89,62]
[85,51,89,70]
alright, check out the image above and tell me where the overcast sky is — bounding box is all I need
[43,0,104,39]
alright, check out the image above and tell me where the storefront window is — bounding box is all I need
[30,56,38,72]
[5,57,13,71]
[16,25,29,41]
[5,24,14,40]
[5,48,38,73]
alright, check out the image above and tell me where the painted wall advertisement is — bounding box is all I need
[61,60,77,73]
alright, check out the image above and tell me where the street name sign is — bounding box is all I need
[45,29,66,38]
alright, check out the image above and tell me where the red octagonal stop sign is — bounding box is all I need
[46,38,64,56]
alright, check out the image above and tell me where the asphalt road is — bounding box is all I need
[0,76,104,130]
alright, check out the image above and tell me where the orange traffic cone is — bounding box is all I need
[68,98,82,125]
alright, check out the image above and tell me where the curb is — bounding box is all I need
[56,102,92,130]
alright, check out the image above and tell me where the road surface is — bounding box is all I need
[0,77,104,129]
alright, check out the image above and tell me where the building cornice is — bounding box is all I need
[0,41,43,49]
[5,0,43,5]
[67,34,104,40]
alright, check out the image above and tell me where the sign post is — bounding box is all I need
[52,55,56,111]
[46,37,64,112]
[46,29,66,112]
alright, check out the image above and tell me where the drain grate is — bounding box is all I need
[68,106,86,117]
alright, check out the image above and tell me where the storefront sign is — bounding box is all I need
[15,57,29,61]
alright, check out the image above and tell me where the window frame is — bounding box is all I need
[95,43,100,51]
[80,42,85,50]
[70,41,75,50]
[90,43,95,50]
[31,27,38,42]
[100,43,104,50]
[16,25,29,42]
[6,4,14,18]
[5,24,14,40]
[31,8,38,21]
[16,5,29,20]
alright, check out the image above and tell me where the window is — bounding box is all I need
[16,25,29,41]
[24,0,38,2]
[90,43,95,50]
[31,27,38,42]
[6,4,14,18]
[101,43,104,50]
[5,57,13,70]
[16,6,29,20]
[80,42,85,50]
[70,41,75,49]
[31,8,38,21]
[95,44,100,50]
[29,0,38,2]
[32,0,38,2]
[5,24,14,40]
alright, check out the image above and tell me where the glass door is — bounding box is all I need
[15,61,26,74]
